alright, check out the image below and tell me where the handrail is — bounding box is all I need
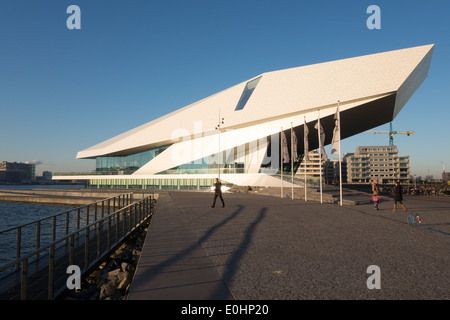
[0,194,155,300]
[0,193,134,267]
[0,193,133,234]
[0,196,148,272]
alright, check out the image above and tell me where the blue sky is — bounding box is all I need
[0,0,448,178]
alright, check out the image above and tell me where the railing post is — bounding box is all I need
[107,216,111,250]
[128,206,131,232]
[86,205,90,226]
[122,209,126,237]
[65,212,69,236]
[16,227,21,265]
[115,211,119,244]
[52,216,57,242]
[35,221,41,260]
[77,208,81,229]
[21,258,28,300]
[76,208,81,247]
[69,235,74,266]
[48,245,55,299]
[97,221,102,259]
[84,228,89,271]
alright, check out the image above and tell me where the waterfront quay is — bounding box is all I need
[1,188,449,300]
[0,188,153,205]
[128,190,449,300]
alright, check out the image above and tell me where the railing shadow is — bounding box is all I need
[210,207,267,299]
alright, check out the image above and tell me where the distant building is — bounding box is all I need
[443,172,450,186]
[42,171,53,181]
[331,158,348,183]
[0,161,34,183]
[345,146,410,184]
[296,150,334,184]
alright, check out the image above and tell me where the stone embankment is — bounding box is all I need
[0,188,155,205]
[64,220,150,300]
[229,185,373,205]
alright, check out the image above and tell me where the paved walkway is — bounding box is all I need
[127,191,450,300]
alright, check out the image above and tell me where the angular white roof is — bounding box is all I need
[77,44,434,159]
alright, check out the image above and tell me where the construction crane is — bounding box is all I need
[365,122,414,146]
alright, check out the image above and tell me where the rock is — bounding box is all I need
[107,268,121,281]
[121,262,129,272]
[117,274,131,291]
[80,285,99,300]
[117,271,128,282]
[100,283,120,300]
[63,219,150,300]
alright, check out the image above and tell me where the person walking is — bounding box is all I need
[393,181,407,212]
[372,179,380,210]
[211,178,225,208]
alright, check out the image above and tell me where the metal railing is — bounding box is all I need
[0,193,155,300]
[0,193,133,268]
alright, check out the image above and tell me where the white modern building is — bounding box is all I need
[54,44,434,190]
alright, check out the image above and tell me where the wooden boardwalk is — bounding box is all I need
[127,192,233,300]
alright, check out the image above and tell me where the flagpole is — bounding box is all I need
[318,110,323,204]
[280,127,283,199]
[338,101,343,206]
[304,116,308,202]
[291,122,294,200]
[304,159,307,201]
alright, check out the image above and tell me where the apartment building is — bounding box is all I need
[345,146,410,184]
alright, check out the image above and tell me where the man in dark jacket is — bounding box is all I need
[211,178,225,208]
[393,181,407,212]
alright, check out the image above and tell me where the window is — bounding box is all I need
[234,76,262,111]
[95,145,170,175]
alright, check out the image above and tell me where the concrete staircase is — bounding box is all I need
[230,184,373,205]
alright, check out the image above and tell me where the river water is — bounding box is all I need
[0,185,84,271]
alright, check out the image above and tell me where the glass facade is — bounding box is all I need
[234,76,262,111]
[87,178,216,190]
[95,145,170,175]
[159,144,246,175]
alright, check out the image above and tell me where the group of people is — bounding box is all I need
[212,177,411,213]
[371,179,407,212]
[407,186,449,196]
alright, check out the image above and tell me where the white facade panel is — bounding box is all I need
[77,44,434,160]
